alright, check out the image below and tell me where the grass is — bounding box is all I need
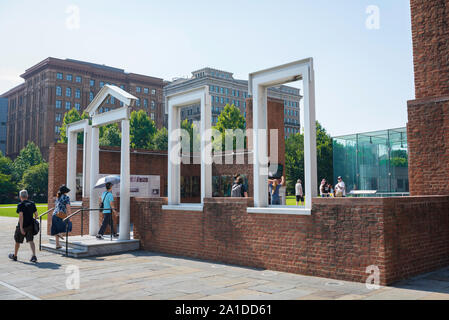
[286,196,305,206]
[0,204,49,219]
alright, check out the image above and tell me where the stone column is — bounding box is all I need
[89,126,100,236]
[66,131,77,201]
[119,119,130,240]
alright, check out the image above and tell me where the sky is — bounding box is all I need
[0,0,414,137]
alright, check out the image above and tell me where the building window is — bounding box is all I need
[65,102,71,110]
[210,85,214,92]
[66,74,73,82]
[151,89,156,95]
[144,99,148,108]
[89,92,94,101]
[75,103,81,111]
[56,86,62,96]
[110,96,115,104]
[75,88,81,99]
[144,88,149,94]
[151,100,156,109]
[56,114,62,122]
[55,126,60,133]
[56,73,63,80]
[100,81,104,88]
[66,87,71,97]
[75,76,82,83]
[150,113,155,120]
[56,100,62,109]
[90,80,95,87]
[136,87,141,93]
[220,87,224,94]
[136,99,141,107]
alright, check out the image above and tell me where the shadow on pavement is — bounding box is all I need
[19,261,62,270]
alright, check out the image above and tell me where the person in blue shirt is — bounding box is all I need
[96,182,118,240]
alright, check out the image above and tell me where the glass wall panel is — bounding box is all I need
[333,127,408,197]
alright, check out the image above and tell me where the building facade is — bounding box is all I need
[0,98,7,155]
[0,57,165,159]
[164,67,302,139]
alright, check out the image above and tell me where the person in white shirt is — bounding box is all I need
[295,179,304,206]
[335,176,346,197]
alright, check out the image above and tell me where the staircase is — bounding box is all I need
[41,235,140,258]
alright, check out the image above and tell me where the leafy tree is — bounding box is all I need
[12,142,44,182]
[213,104,246,151]
[180,119,201,154]
[0,173,17,204]
[285,121,333,195]
[153,127,168,151]
[19,163,49,203]
[130,110,156,149]
[0,151,13,176]
[58,108,90,144]
[99,123,121,147]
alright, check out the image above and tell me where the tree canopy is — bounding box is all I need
[130,110,157,149]
[12,141,44,182]
[58,108,89,144]
[20,162,49,203]
[212,104,246,151]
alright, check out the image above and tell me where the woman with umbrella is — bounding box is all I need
[95,175,120,240]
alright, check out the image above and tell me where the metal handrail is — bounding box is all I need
[60,208,116,257]
[38,207,54,252]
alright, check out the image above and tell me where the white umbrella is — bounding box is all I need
[94,175,121,189]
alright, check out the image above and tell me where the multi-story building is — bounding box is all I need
[0,98,7,155]
[164,67,302,139]
[0,57,165,160]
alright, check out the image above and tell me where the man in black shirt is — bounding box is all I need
[8,190,38,263]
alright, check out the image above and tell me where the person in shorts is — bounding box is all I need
[8,190,38,263]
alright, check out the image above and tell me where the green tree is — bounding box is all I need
[58,108,89,144]
[12,142,44,182]
[0,151,13,176]
[0,173,17,204]
[99,123,121,147]
[153,127,168,151]
[213,104,246,151]
[130,110,156,149]
[19,162,49,203]
[285,121,333,195]
[180,119,201,154]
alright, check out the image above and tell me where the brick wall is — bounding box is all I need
[133,196,449,285]
[407,0,449,196]
[410,0,449,99]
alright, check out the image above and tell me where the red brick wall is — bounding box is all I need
[407,0,449,196]
[410,0,449,99]
[133,196,449,285]
[407,96,449,195]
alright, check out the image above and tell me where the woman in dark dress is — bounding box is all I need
[51,185,72,249]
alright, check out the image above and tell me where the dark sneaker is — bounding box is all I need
[30,256,37,263]
[8,254,17,261]
[113,233,119,238]
[96,235,104,240]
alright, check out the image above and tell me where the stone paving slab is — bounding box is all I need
[0,216,449,300]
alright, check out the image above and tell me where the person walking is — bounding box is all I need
[269,176,285,205]
[96,182,118,240]
[51,185,72,249]
[8,190,38,263]
[335,176,346,197]
[295,179,304,206]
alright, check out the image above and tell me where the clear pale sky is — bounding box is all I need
[0,0,414,137]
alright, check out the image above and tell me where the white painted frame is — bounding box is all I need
[85,85,137,239]
[66,119,91,204]
[248,58,317,215]
[162,86,212,212]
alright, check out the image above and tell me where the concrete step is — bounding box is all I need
[43,235,140,258]
[41,243,89,258]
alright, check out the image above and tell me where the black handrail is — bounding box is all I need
[37,208,55,251]
[61,208,115,257]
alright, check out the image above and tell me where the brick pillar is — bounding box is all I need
[407,0,449,196]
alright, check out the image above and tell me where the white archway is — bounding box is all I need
[85,84,137,239]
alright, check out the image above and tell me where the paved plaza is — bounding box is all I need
[0,216,448,300]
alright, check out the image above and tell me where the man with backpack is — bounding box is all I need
[8,190,38,263]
